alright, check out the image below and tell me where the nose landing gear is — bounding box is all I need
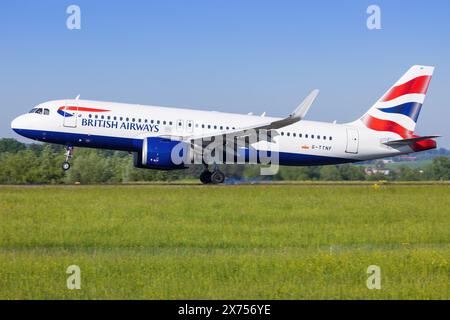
[62,146,74,171]
[200,164,225,184]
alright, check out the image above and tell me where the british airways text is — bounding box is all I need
[81,118,160,132]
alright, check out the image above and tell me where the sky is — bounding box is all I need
[1,0,449,147]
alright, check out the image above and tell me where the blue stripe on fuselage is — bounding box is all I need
[238,148,354,166]
[12,129,355,166]
[12,128,141,151]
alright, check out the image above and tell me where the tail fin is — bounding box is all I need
[355,65,434,138]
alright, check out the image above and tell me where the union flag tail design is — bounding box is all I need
[358,65,434,138]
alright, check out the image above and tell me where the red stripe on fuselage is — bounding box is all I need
[58,106,110,112]
[382,75,431,102]
[361,114,413,138]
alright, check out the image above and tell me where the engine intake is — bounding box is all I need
[134,137,188,170]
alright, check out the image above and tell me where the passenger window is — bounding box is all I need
[281,132,284,136]
[329,136,333,140]
[299,133,302,138]
[287,132,290,136]
[163,120,167,125]
[157,120,160,124]
[317,135,320,139]
[169,121,173,126]
[293,133,296,137]
[305,134,308,138]
[138,118,142,123]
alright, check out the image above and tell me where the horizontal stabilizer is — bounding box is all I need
[383,135,440,146]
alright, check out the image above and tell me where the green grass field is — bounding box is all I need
[0,184,449,299]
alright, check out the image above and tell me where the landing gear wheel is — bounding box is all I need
[211,171,225,184]
[200,171,212,184]
[62,146,74,171]
[62,161,71,171]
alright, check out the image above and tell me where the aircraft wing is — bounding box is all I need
[160,89,319,143]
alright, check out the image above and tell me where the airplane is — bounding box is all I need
[11,65,440,184]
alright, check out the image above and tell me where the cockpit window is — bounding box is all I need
[28,108,50,115]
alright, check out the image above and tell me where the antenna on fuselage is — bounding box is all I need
[75,94,80,100]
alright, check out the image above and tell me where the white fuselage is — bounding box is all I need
[11,99,414,166]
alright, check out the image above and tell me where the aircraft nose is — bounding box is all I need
[11,115,25,133]
[11,117,18,129]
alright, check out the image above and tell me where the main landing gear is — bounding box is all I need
[62,146,74,171]
[200,164,225,185]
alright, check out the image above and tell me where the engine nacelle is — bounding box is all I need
[133,137,189,170]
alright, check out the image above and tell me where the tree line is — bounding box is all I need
[0,138,448,184]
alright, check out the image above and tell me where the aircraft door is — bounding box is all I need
[345,128,359,154]
[63,101,78,128]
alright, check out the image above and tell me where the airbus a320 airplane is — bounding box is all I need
[11,65,439,184]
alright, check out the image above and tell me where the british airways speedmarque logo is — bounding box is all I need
[57,106,110,117]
